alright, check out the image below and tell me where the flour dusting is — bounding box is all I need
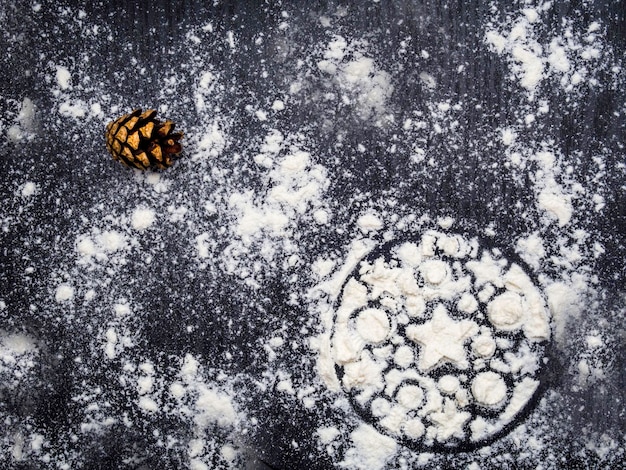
[0,0,623,469]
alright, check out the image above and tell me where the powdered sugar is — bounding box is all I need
[0,1,623,469]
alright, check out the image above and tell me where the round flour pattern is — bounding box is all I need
[326,230,551,450]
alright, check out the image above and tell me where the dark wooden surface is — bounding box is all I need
[1,1,624,468]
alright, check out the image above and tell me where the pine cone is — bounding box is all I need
[105,109,183,170]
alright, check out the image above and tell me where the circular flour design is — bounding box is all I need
[326,230,551,450]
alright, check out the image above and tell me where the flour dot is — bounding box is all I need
[138,396,159,412]
[131,207,156,230]
[406,296,426,317]
[114,303,131,317]
[55,284,74,302]
[221,444,237,462]
[100,231,125,251]
[371,397,391,417]
[357,213,383,232]
[471,334,497,358]
[169,382,185,399]
[439,235,461,256]
[355,308,390,343]
[438,375,460,395]
[393,345,414,368]
[421,260,448,285]
[472,372,507,406]
[487,291,525,331]
[457,292,479,313]
[403,418,425,439]
[21,182,37,198]
[76,236,96,256]
[55,65,72,89]
[396,384,424,409]
[313,209,330,225]
[271,99,285,111]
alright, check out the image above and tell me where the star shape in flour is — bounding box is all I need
[405,304,478,371]
[429,398,471,442]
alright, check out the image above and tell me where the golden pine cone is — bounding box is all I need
[105,109,183,170]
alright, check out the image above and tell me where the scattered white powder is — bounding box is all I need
[545,282,582,344]
[485,3,606,97]
[58,100,87,118]
[194,121,227,161]
[1,2,622,469]
[515,232,545,270]
[317,36,393,121]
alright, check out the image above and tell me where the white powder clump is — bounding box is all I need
[55,284,74,302]
[537,187,573,227]
[357,213,383,233]
[0,333,36,356]
[317,426,340,444]
[131,207,156,231]
[7,97,37,143]
[545,282,581,344]
[138,396,159,413]
[355,308,390,343]
[104,327,117,359]
[20,182,37,198]
[220,445,238,463]
[0,332,39,389]
[585,335,603,348]
[58,100,87,118]
[114,302,131,317]
[228,147,327,242]
[501,128,517,146]
[195,233,213,259]
[100,230,126,251]
[271,99,285,111]
[515,232,545,270]
[471,372,507,406]
[75,226,132,266]
[511,44,544,90]
[339,425,397,470]
[194,386,238,427]
[220,135,330,284]
[55,65,72,90]
[487,292,526,331]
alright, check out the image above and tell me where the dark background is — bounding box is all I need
[1,1,624,469]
